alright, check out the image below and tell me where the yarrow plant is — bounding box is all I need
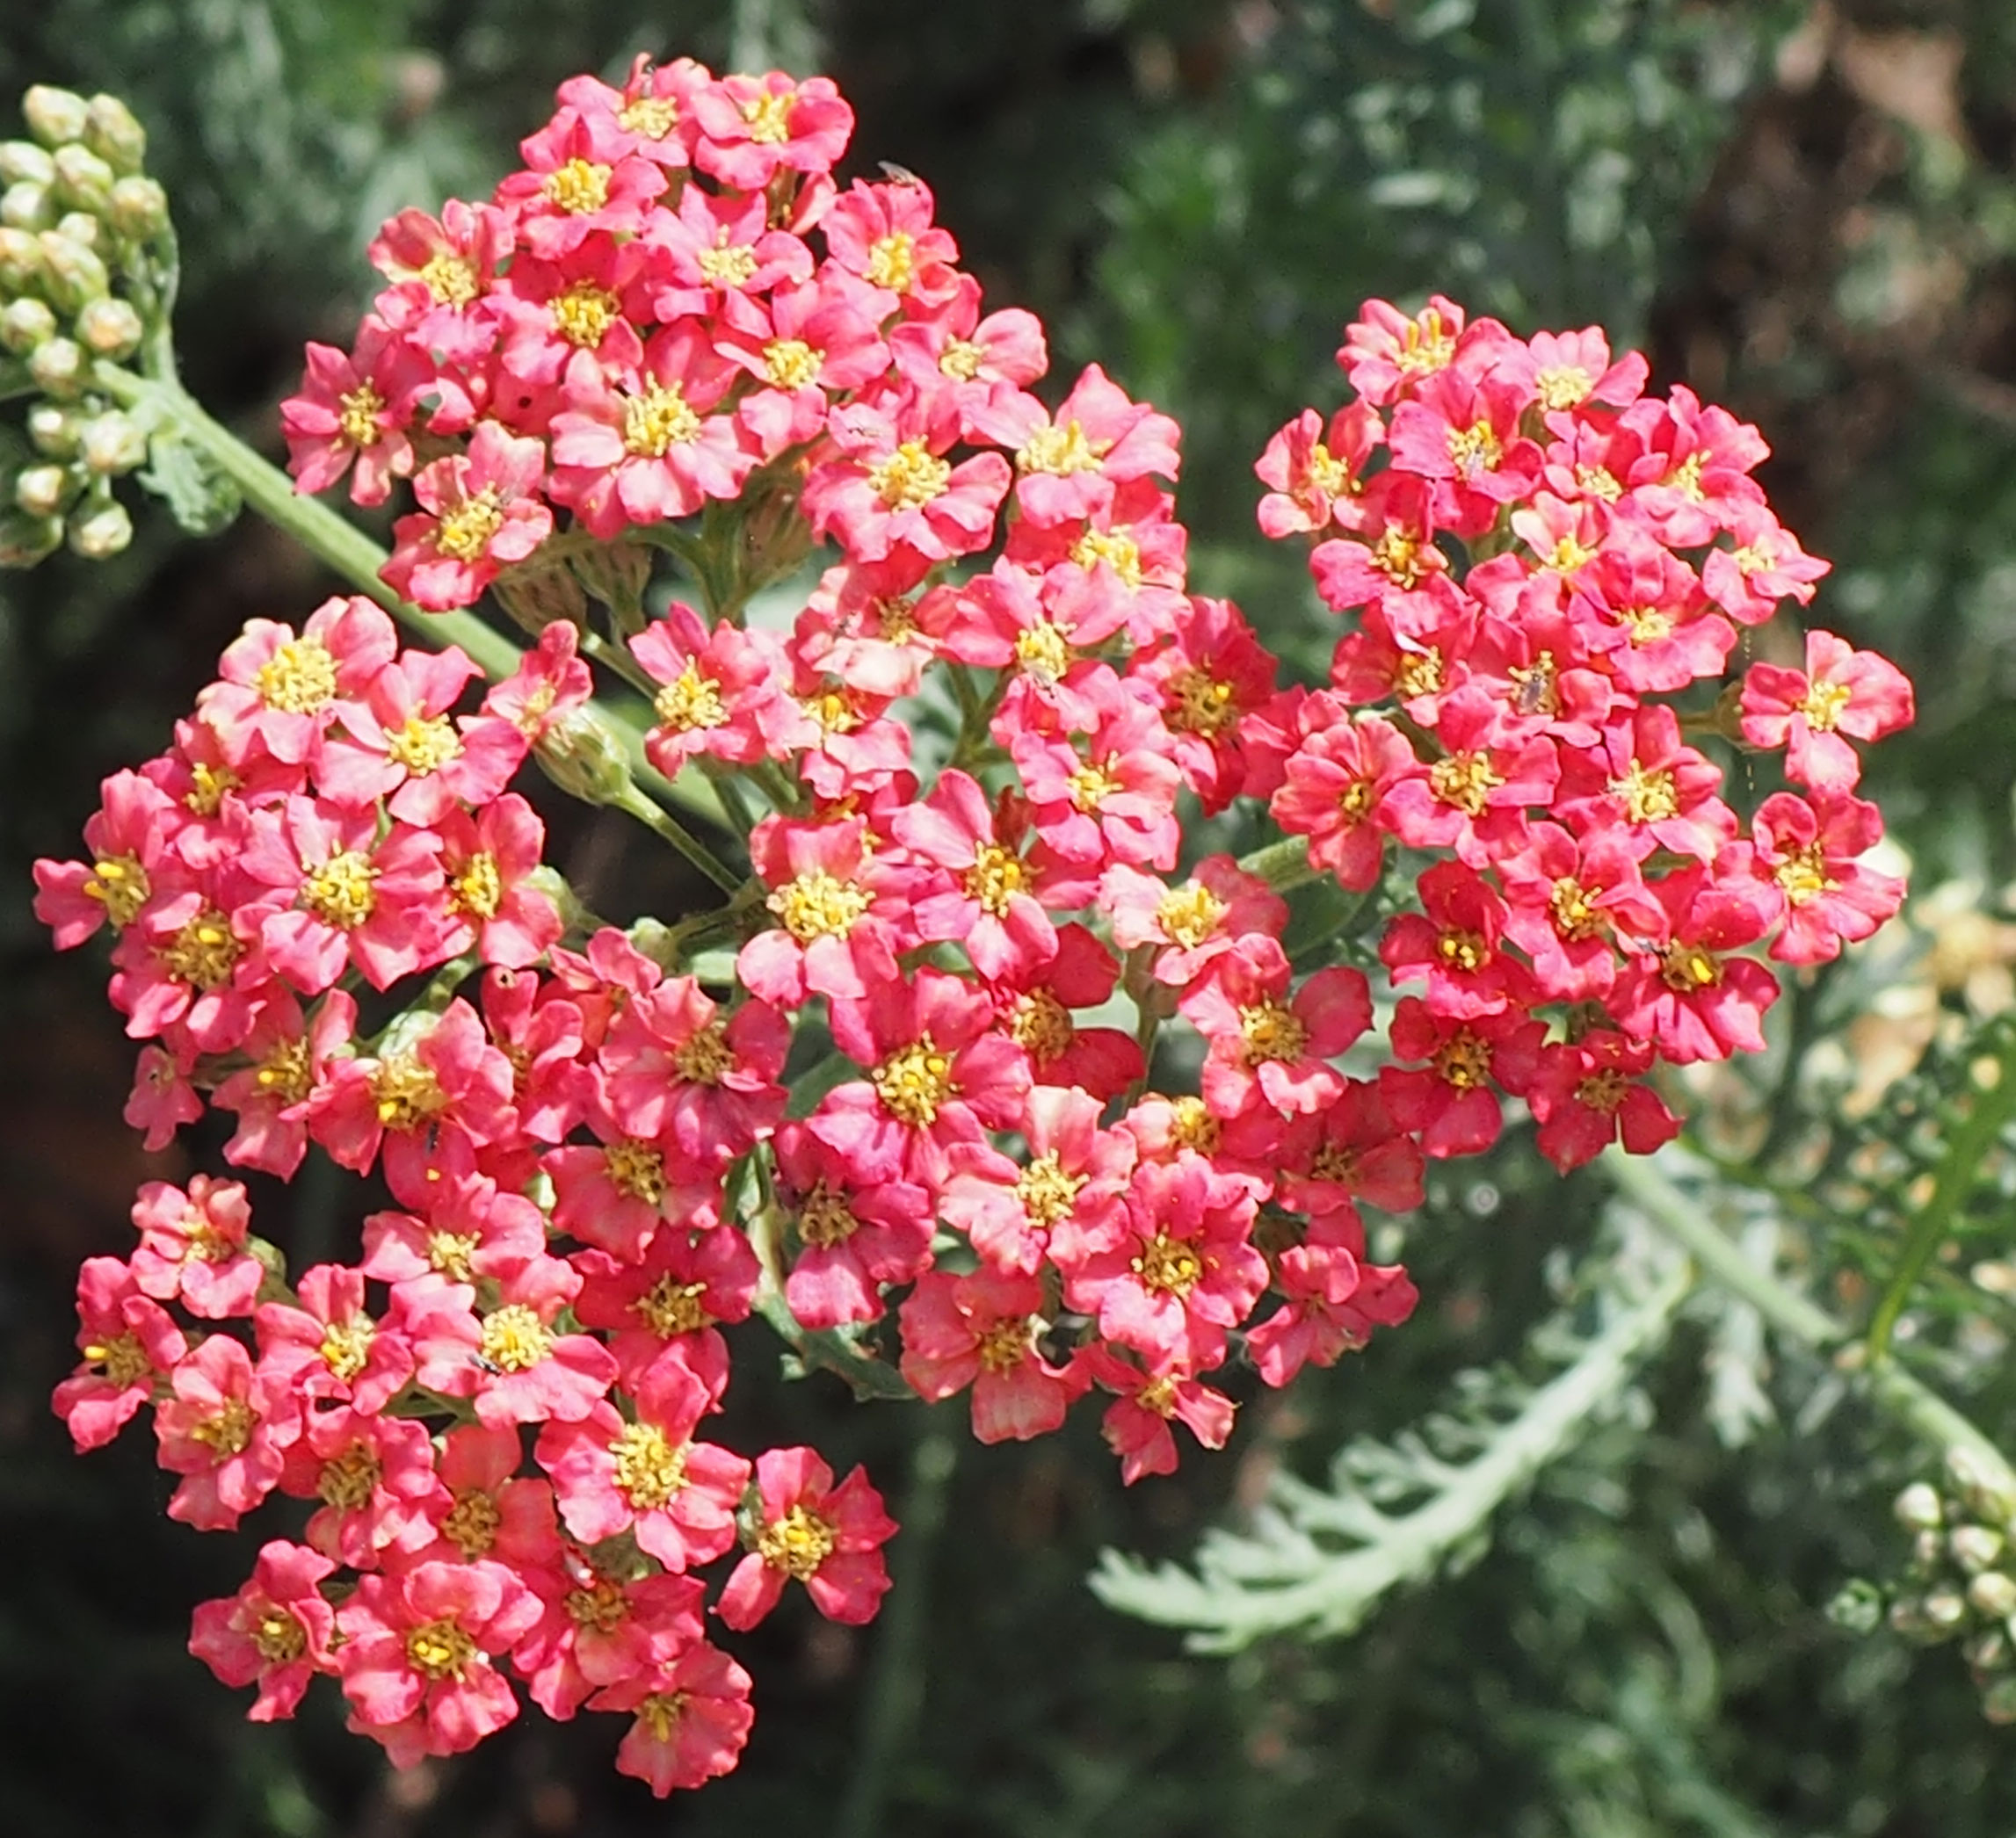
[8,54,1930,1796]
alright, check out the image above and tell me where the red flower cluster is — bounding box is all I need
[1260,299,1912,1171]
[32,55,1914,1801]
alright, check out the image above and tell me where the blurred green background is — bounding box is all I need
[9,1,2016,1832]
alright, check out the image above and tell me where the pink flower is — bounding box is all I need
[898,1268,1088,1442]
[1378,859,1534,1019]
[1701,503,1829,625]
[631,601,786,772]
[570,1225,758,1400]
[407,1422,564,1570]
[1256,402,1381,537]
[481,619,593,743]
[772,1122,934,1329]
[690,71,854,191]
[514,1562,705,1722]
[1738,629,1915,793]
[436,793,562,967]
[336,1559,541,1766]
[154,1335,301,1530]
[1748,790,1904,964]
[199,596,399,769]
[1381,684,1560,867]
[823,176,962,309]
[534,1358,751,1571]
[1180,940,1370,1120]
[1246,1212,1419,1386]
[276,1407,446,1569]
[1380,998,1545,1159]
[128,1175,264,1319]
[281,317,434,505]
[601,976,789,1169]
[384,423,554,611]
[1527,1031,1680,1173]
[1082,1346,1236,1485]
[739,814,904,1005]
[362,1171,548,1288]
[1338,293,1468,404]
[405,1257,617,1429]
[1101,856,1287,990]
[52,1255,187,1451]
[804,393,1012,563]
[255,1262,414,1416]
[189,1540,339,1721]
[970,363,1182,526]
[941,1085,1134,1276]
[717,1445,898,1631]
[591,1640,755,1797]
[890,767,1058,980]
[1268,699,1421,891]
[1608,866,1780,1064]
[33,767,179,949]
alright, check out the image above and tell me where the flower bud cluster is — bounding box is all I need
[33,55,1917,1798]
[0,85,167,565]
[1885,1453,2016,1722]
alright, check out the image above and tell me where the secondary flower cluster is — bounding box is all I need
[30,53,1915,1803]
[1256,296,1913,1171]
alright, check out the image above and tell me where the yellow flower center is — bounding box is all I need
[939,337,983,380]
[1018,1153,1084,1229]
[605,1138,665,1205]
[404,1617,476,1682]
[619,94,679,139]
[1544,532,1596,574]
[1013,618,1071,681]
[254,636,338,714]
[158,908,243,990]
[1394,645,1444,700]
[1239,1000,1307,1066]
[434,488,504,562]
[1307,441,1352,497]
[758,1503,838,1577]
[301,850,378,930]
[1509,654,1560,717]
[1429,750,1504,818]
[319,1316,375,1383]
[963,843,1026,915]
[315,1439,381,1510]
[1164,666,1237,737]
[1575,1067,1628,1114]
[865,230,915,292]
[1774,842,1832,906]
[451,850,503,922]
[425,1229,480,1283]
[83,1332,151,1388]
[185,762,240,816]
[337,382,385,448]
[741,89,794,144]
[770,868,871,943]
[479,1303,552,1373]
[419,252,479,308]
[1157,880,1229,949]
[867,440,951,510]
[254,1036,313,1106]
[1436,929,1490,973]
[191,1397,254,1458]
[1534,364,1594,410]
[1133,1231,1204,1299]
[1577,463,1623,503]
[544,157,612,214]
[85,854,149,929]
[975,1316,1035,1373]
[874,1036,955,1128]
[634,1276,714,1337]
[1017,418,1103,477]
[1309,1143,1360,1183]
[671,1020,734,1086]
[1370,526,1425,588]
[1011,990,1075,1064]
[636,1690,691,1742]
[653,662,727,733]
[1395,310,1454,376]
[1069,758,1121,813]
[441,1487,501,1558]
[1169,1095,1220,1154]
[698,235,758,287]
[622,380,702,457]
[1433,1030,1492,1089]
[1447,419,1501,478]
[1609,760,1679,825]
[1616,604,1672,646]
[370,1052,447,1131]
[609,1420,688,1509]
[1660,942,1722,993]
[251,1608,307,1665]
[763,336,823,389]
[1662,450,1706,502]
[1800,680,1851,733]
[550,280,622,349]
[1070,528,1142,588]
[1549,876,1605,942]
[388,713,463,777]
[565,1575,629,1632]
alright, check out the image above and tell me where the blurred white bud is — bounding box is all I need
[21,86,91,149]
[67,497,131,559]
[0,295,55,354]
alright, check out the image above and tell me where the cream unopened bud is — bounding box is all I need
[1967,1627,2011,1672]
[1984,1676,2016,1725]
[1925,1588,1970,1632]
[54,211,99,250]
[1895,1482,1944,1533]
[1953,1525,2006,1574]
[50,144,113,214]
[105,175,167,241]
[75,296,141,359]
[0,225,40,292]
[22,86,91,149]
[38,230,107,308]
[0,141,54,187]
[1969,1571,2016,1620]
[26,336,84,396]
[1947,1448,2016,1524]
[0,295,55,354]
[1914,1528,1946,1571]
[533,706,635,806]
[26,402,80,457]
[0,179,52,231]
[15,462,75,518]
[79,410,145,475]
[0,510,62,565]
[68,497,131,559]
[83,95,146,174]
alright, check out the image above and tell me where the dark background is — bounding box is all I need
[8,2,2016,1833]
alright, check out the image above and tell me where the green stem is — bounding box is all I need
[833,1427,959,1838]
[1609,1151,2016,1494]
[1866,1041,2016,1359]
[607,785,745,895]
